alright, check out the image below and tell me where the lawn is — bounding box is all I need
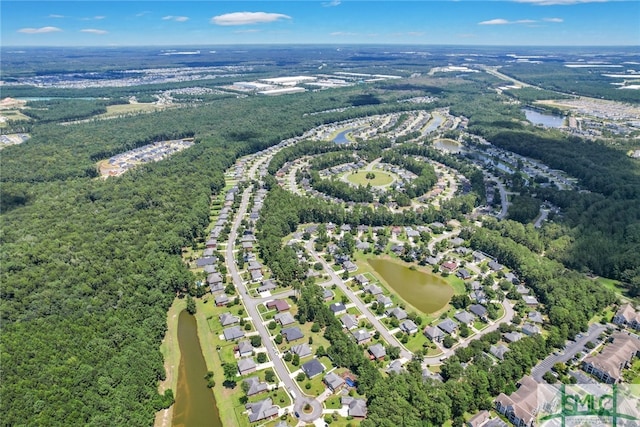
[98,102,163,118]
[404,332,429,353]
[346,170,395,187]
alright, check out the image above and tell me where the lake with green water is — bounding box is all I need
[172,310,222,427]
[368,258,454,314]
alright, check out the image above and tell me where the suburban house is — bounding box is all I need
[387,359,404,375]
[215,293,230,306]
[290,343,313,358]
[488,260,503,271]
[386,307,408,320]
[455,311,475,327]
[457,269,472,280]
[274,312,296,326]
[352,329,372,345]
[400,319,419,334]
[324,372,346,392]
[266,299,290,313]
[341,397,367,418]
[238,358,257,375]
[237,340,253,357]
[613,303,640,330]
[437,318,459,335]
[516,285,530,295]
[281,326,304,343]
[376,294,393,308]
[243,376,268,396]
[343,261,358,272]
[528,311,544,324]
[301,359,325,379]
[340,314,358,330]
[250,269,264,282]
[469,304,488,321]
[329,302,347,315]
[322,289,335,301]
[368,343,387,360]
[257,279,277,293]
[219,312,240,327]
[523,296,539,306]
[581,332,640,383]
[354,274,369,286]
[364,284,383,296]
[246,398,278,423]
[521,323,541,336]
[467,410,508,427]
[441,261,458,273]
[490,344,509,361]
[495,376,556,427]
[203,264,217,274]
[424,326,445,343]
[503,332,523,343]
[196,256,217,268]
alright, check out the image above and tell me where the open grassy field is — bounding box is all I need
[97,103,163,118]
[346,170,394,187]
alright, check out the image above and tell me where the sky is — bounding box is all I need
[2,1,639,47]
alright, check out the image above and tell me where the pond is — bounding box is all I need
[423,115,444,133]
[333,128,355,144]
[434,138,463,154]
[172,310,222,427]
[368,258,454,314]
[522,108,565,128]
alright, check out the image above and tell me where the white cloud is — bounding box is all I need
[163,15,189,22]
[18,26,62,34]
[234,29,261,34]
[211,12,291,26]
[136,11,151,17]
[330,31,357,36]
[94,16,106,20]
[323,0,342,6]
[515,19,537,24]
[543,17,564,22]
[81,29,108,35]
[514,0,608,5]
[48,14,65,19]
[478,19,510,25]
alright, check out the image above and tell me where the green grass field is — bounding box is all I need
[346,170,394,187]
[98,103,163,118]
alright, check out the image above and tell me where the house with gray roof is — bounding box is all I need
[343,260,357,272]
[323,372,346,392]
[528,311,544,324]
[246,397,278,423]
[243,376,268,396]
[400,319,419,334]
[274,312,295,326]
[207,272,223,286]
[488,260,503,271]
[238,358,257,375]
[301,358,325,379]
[329,302,347,315]
[215,293,230,306]
[340,314,358,330]
[490,344,509,361]
[457,268,472,280]
[368,343,386,360]
[522,323,541,336]
[219,312,240,327]
[281,326,304,343]
[364,284,383,295]
[196,256,217,267]
[386,307,407,320]
[376,294,393,308]
[386,359,405,375]
[469,304,488,321]
[424,326,445,343]
[257,280,277,293]
[322,288,335,301]
[290,343,312,358]
[237,340,253,357]
[455,311,475,327]
[203,264,217,274]
[437,318,459,335]
[503,331,523,343]
[341,397,367,418]
[354,274,369,285]
[523,295,539,306]
[352,329,372,345]
[223,326,245,341]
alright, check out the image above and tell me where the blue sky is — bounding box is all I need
[2,1,639,46]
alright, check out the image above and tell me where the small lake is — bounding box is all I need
[368,258,454,314]
[172,310,222,427]
[434,138,463,153]
[522,108,565,128]
[423,115,444,133]
[333,128,355,144]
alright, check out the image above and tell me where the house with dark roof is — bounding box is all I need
[437,318,458,335]
[246,398,278,423]
[257,280,277,293]
[301,359,325,379]
[469,304,488,321]
[329,302,347,315]
[400,319,419,334]
[488,260,503,271]
[424,326,445,343]
[490,344,509,361]
[340,314,358,330]
[341,397,367,418]
[352,329,372,345]
[503,331,523,343]
[281,327,304,343]
[243,376,268,396]
[238,358,257,375]
[290,343,312,358]
[457,268,472,280]
[274,312,295,326]
[266,299,290,313]
[441,261,458,273]
[219,312,240,327]
[196,256,217,267]
[324,372,346,392]
[368,343,386,360]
